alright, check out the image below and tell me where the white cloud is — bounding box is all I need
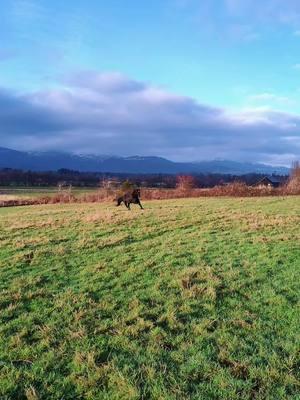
[180,0,300,40]
[225,0,300,25]
[248,92,293,105]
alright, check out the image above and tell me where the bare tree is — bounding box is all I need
[176,175,196,191]
[286,161,300,194]
[57,181,73,202]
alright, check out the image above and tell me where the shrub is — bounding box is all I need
[121,180,135,192]
[176,175,196,191]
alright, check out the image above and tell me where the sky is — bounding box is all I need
[0,0,300,165]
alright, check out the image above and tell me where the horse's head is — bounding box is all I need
[132,188,141,197]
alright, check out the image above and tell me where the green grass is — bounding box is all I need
[0,186,97,199]
[0,197,299,399]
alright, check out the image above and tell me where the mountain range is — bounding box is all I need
[0,147,289,175]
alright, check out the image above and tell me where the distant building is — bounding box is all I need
[254,176,282,189]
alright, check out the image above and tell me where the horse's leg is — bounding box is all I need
[126,202,131,210]
[138,200,144,210]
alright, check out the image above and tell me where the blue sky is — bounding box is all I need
[0,0,300,165]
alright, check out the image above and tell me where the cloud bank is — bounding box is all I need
[0,70,299,165]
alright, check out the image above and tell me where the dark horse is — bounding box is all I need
[116,189,144,210]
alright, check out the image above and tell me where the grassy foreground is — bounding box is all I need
[0,197,299,400]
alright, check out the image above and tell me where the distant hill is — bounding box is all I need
[0,147,289,175]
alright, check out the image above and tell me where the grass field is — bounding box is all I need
[0,187,97,199]
[0,197,299,399]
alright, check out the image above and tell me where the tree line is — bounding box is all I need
[0,168,288,188]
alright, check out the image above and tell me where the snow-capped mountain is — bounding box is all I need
[0,147,290,175]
